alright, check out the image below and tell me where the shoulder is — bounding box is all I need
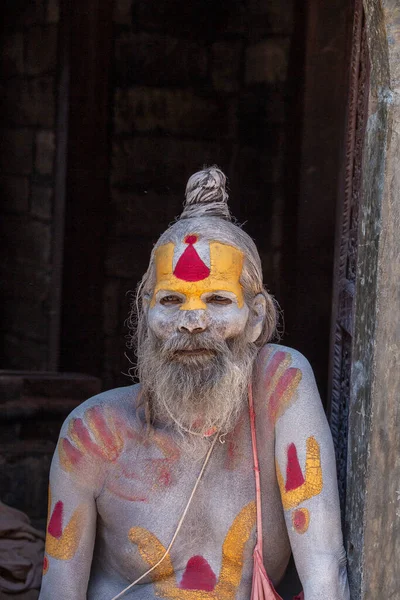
[58,383,141,437]
[254,344,320,425]
[63,384,140,429]
[256,343,314,376]
[55,384,143,488]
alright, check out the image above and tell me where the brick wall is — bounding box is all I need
[104,0,294,388]
[0,0,60,370]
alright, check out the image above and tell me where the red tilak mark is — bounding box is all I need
[48,501,63,538]
[285,444,305,492]
[61,438,83,466]
[185,235,198,244]
[174,237,210,282]
[180,555,217,591]
[268,367,300,419]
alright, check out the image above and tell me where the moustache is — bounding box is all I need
[157,332,229,357]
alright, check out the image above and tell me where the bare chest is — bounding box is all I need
[91,417,289,594]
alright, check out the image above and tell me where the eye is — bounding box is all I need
[207,295,233,305]
[160,295,183,306]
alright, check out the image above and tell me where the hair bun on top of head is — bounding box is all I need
[180,166,232,221]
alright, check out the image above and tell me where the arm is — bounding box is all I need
[273,350,349,600]
[39,410,100,600]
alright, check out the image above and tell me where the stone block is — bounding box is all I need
[0,175,29,213]
[248,0,294,35]
[0,77,55,127]
[111,137,232,191]
[103,278,121,336]
[245,39,289,85]
[0,129,34,175]
[0,448,52,520]
[114,0,132,25]
[114,87,236,139]
[109,188,181,237]
[114,33,207,87]
[46,0,60,23]
[211,41,243,93]
[31,184,53,219]
[0,297,49,342]
[0,215,52,265]
[0,262,50,302]
[0,334,48,371]
[1,33,24,77]
[25,25,58,75]
[35,131,55,175]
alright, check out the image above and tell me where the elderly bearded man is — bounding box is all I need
[39,167,349,600]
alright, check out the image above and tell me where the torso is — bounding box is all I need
[67,345,291,599]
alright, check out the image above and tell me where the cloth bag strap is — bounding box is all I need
[248,382,264,557]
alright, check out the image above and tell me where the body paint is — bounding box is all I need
[292,508,310,534]
[264,349,302,424]
[276,437,323,510]
[128,501,256,599]
[59,406,181,502]
[45,489,86,561]
[151,237,245,310]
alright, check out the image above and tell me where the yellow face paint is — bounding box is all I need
[151,239,244,310]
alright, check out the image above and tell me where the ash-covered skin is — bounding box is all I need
[148,290,251,343]
[39,167,349,600]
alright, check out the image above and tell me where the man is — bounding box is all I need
[39,167,349,600]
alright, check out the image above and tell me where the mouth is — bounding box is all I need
[173,348,216,358]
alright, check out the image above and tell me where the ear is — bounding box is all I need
[247,293,266,343]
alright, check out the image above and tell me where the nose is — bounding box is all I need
[178,310,208,334]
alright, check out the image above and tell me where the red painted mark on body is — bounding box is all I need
[264,351,287,386]
[285,444,305,491]
[48,501,63,538]
[60,438,83,466]
[179,555,217,591]
[268,367,301,419]
[293,510,306,529]
[174,235,210,282]
[87,406,121,459]
[43,556,49,574]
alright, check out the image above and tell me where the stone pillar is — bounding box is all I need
[346,0,400,597]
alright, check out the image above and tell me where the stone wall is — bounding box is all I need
[105,0,295,388]
[0,0,60,370]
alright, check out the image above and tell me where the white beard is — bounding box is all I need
[136,326,257,452]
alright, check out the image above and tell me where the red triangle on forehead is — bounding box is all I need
[174,236,210,282]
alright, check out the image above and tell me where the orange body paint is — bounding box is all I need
[276,437,323,510]
[128,502,256,599]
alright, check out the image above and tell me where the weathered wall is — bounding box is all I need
[104,0,295,388]
[346,0,400,597]
[0,0,60,370]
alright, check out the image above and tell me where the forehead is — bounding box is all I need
[151,234,244,306]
